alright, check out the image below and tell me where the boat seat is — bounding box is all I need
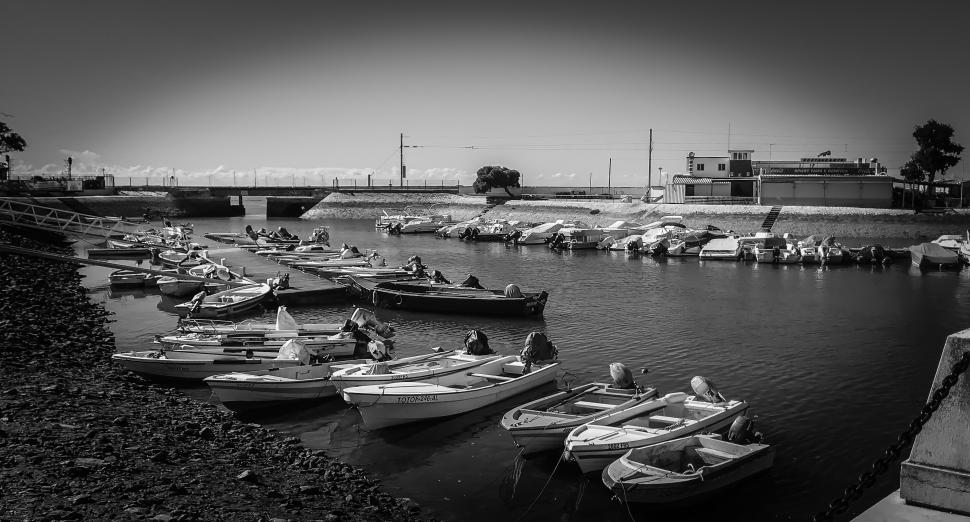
[573,400,615,411]
[649,415,685,425]
[694,447,736,462]
[467,372,514,382]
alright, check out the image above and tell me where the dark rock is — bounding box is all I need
[197,426,214,440]
[69,494,93,505]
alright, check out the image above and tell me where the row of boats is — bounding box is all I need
[377,210,970,270]
[111,306,772,503]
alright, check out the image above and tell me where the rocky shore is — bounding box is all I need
[0,227,429,522]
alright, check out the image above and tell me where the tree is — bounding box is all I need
[0,120,26,181]
[908,119,963,186]
[899,158,924,182]
[473,165,521,197]
[0,121,27,155]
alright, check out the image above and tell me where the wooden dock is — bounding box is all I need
[205,247,348,306]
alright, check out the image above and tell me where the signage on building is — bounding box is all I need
[769,167,875,175]
[799,157,849,163]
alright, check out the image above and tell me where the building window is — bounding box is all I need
[696,164,705,172]
[718,163,726,171]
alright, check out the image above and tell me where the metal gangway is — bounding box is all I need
[0,198,146,239]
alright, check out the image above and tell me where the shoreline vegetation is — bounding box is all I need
[0,227,428,522]
[302,193,970,240]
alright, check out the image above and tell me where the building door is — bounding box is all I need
[731,180,753,197]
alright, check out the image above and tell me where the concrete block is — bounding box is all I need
[899,330,970,515]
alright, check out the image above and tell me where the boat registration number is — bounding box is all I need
[607,443,630,450]
[398,394,438,403]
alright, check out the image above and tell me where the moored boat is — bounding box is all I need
[341,354,560,429]
[329,349,501,392]
[109,269,164,287]
[176,306,395,338]
[500,377,660,455]
[699,237,743,260]
[909,242,962,269]
[173,283,273,318]
[601,427,774,503]
[340,276,548,317]
[563,376,748,474]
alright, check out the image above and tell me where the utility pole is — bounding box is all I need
[399,132,405,188]
[647,129,653,199]
[608,157,612,198]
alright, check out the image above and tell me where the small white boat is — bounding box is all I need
[177,306,395,338]
[563,376,748,474]
[108,269,163,288]
[752,237,801,264]
[341,355,560,429]
[500,381,659,455]
[205,359,370,405]
[699,237,743,260]
[510,221,571,245]
[112,344,305,380]
[602,429,774,503]
[329,350,502,392]
[173,283,273,318]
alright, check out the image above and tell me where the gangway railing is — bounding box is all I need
[0,198,146,239]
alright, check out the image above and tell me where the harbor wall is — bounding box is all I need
[10,189,245,219]
[303,192,970,239]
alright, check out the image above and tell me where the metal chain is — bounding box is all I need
[813,351,970,522]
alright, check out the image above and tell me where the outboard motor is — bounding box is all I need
[727,415,764,444]
[691,375,726,403]
[609,362,635,389]
[458,227,472,240]
[464,329,494,356]
[520,332,559,373]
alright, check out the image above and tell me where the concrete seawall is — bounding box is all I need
[10,192,245,219]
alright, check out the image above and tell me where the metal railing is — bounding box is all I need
[0,198,145,239]
[684,196,759,205]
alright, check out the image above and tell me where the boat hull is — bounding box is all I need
[602,438,775,503]
[111,350,304,380]
[343,359,559,429]
[564,400,748,474]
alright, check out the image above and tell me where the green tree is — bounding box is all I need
[0,121,27,155]
[908,119,963,186]
[899,158,924,182]
[473,165,521,197]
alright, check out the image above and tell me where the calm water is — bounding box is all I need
[79,204,970,522]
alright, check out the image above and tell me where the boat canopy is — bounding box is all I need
[703,237,741,250]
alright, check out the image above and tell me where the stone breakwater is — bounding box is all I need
[0,227,429,522]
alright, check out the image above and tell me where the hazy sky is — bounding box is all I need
[3,1,969,186]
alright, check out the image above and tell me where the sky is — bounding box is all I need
[3,0,969,187]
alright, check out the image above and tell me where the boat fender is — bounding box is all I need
[504,284,523,298]
[662,391,688,404]
[609,362,635,389]
[471,227,480,239]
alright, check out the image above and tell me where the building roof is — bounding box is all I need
[672,175,714,185]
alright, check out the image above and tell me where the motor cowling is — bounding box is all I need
[727,415,763,444]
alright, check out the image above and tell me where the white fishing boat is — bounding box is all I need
[549,227,606,250]
[341,355,560,429]
[752,236,800,264]
[111,344,305,380]
[602,428,774,503]
[500,380,660,455]
[329,350,501,392]
[176,306,395,338]
[173,283,273,318]
[157,330,371,360]
[510,221,572,245]
[563,376,748,474]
